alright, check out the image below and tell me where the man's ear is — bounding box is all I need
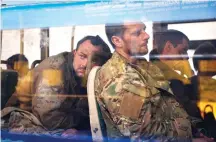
[163,41,173,53]
[73,50,76,56]
[111,36,123,48]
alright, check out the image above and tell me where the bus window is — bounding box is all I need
[23,29,41,69]
[49,27,73,56]
[1,30,21,69]
[1,0,216,141]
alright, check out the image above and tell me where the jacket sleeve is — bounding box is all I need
[96,69,192,141]
[32,69,89,130]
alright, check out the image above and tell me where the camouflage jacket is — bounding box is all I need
[152,61,202,119]
[32,52,89,131]
[12,52,90,131]
[95,52,192,141]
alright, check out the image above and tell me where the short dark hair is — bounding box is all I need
[193,42,216,71]
[105,24,125,49]
[7,54,28,69]
[76,35,111,53]
[156,29,189,53]
[149,48,160,62]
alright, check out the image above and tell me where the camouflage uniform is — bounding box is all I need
[31,52,89,130]
[4,52,90,133]
[152,61,202,119]
[95,52,192,141]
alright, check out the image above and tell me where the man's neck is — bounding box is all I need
[116,48,137,64]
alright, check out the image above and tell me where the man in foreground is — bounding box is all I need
[94,22,213,141]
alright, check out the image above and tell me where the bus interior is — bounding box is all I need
[1,1,216,141]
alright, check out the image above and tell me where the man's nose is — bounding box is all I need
[141,31,150,40]
[144,32,150,40]
[81,59,88,68]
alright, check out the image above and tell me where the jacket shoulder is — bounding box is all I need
[34,52,69,71]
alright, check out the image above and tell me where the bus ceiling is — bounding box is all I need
[1,1,216,30]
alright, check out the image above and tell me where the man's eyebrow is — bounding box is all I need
[132,28,142,34]
[79,51,87,56]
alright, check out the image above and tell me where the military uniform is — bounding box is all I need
[152,61,203,119]
[31,52,90,130]
[95,52,192,141]
[4,52,90,133]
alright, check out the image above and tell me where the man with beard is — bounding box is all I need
[2,35,111,137]
[94,22,212,141]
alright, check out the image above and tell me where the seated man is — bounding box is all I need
[2,35,111,136]
[191,42,216,101]
[191,42,216,139]
[94,22,213,141]
[149,30,200,118]
[152,30,193,83]
[6,54,29,77]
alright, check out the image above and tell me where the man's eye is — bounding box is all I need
[79,54,86,59]
[133,31,141,36]
[136,32,141,36]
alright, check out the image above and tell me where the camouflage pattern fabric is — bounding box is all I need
[152,61,201,117]
[1,107,64,135]
[4,52,90,132]
[30,52,90,130]
[94,52,192,141]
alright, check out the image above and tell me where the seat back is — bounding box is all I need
[87,66,106,142]
[31,60,41,69]
[1,69,18,109]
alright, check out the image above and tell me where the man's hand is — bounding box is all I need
[199,133,214,142]
[62,128,79,138]
[193,138,214,142]
[61,128,90,139]
[193,133,215,142]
